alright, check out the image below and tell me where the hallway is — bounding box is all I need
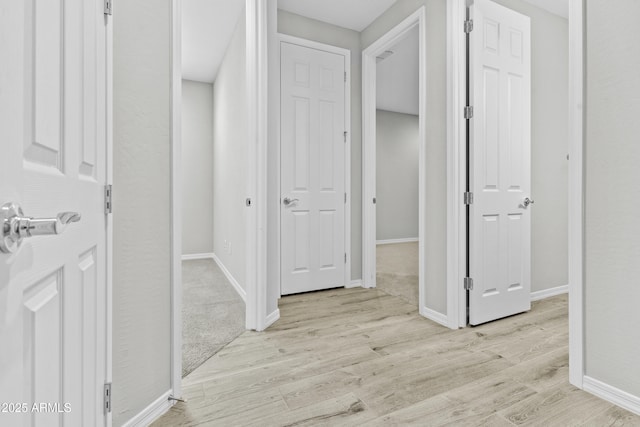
[154,290,638,426]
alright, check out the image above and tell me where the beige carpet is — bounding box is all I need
[376,242,419,306]
[182,259,245,377]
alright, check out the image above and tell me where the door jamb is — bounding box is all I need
[362,8,435,322]
[448,0,585,383]
[276,33,352,295]
[170,0,183,400]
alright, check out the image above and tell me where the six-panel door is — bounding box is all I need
[0,0,108,425]
[469,0,532,325]
[280,42,346,295]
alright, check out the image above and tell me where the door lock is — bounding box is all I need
[1,202,82,254]
[523,197,535,207]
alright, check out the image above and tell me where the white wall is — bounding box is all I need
[277,10,363,281]
[585,0,640,400]
[182,80,214,256]
[112,0,171,425]
[376,110,419,241]
[213,9,247,290]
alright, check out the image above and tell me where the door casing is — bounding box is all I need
[362,8,434,322]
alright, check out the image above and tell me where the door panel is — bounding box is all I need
[0,1,108,425]
[469,0,531,325]
[281,42,346,295]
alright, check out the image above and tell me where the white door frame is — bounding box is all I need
[276,34,352,295]
[106,3,114,425]
[447,0,584,382]
[168,0,271,399]
[362,8,433,320]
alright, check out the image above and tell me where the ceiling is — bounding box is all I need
[521,0,568,18]
[376,26,419,116]
[182,0,244,83]
[277,0,397,32]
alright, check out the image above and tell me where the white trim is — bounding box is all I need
[531,285,568,302]
[362,8,427,305]
[583,376,640,416]
[568,0,584,390]
[276,33,352,294]
[245,0,269,331]
[447,0,467,330]
[121,390,174,427]
[376,237,419,245]
[181,252,214,261]
[346,279,363,289]
[265,308,280,328]
[421,307,449,328]
[212,253,247,302]
[169,0,183,402]
[105,4,114,425]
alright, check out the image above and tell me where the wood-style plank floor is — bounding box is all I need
[153,289,639,426]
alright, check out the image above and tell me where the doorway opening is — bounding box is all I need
[362,8,436,323]
[374,27,420,307]
[177,0,247,378]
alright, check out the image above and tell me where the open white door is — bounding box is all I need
[0,1,109,425]
[280,41,346,295]
[469,0,531,325]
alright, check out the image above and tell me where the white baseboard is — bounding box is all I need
[181,252,214,261]
[121,390,174,427]
[346,279,363,288]
[583,376,640,416]
[211,253,247,302]
[531,284,568,302]
[420,306,449,328]
[265,308,280,329]
[376,237,419,245]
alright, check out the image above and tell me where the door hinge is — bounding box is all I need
[104,383,112,414]
[344,72,347,82]
[373,197,376,204]
[464,19,473,33]
[104,185,113,214]
[344,253,347,263]
[344,192,347,203]
[464,191,474,205]
[344,131,347,142]
[464,277,474,291]
[104,0,113,15]
[464,106,474,119]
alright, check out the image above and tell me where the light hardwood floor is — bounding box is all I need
[153,289,639,426]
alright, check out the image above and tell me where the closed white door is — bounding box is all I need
[280,41,346,295]
[0,1,109,426]
[469,0,531,325]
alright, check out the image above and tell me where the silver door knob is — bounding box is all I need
[282,197,299,206]
[523,197,535,207]
[1,202,81,254]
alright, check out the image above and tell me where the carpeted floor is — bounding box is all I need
[182,259,245,377]
[376,242,419,306]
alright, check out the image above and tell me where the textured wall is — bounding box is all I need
[376,110,419,241]
[112,0,172,425]
[585,0,640,399]
[182,80,214,256]
[213,10,247,290]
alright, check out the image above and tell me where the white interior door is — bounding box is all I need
[280,41,346,295]
[0,1,109,425]
[469,0,531,325]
